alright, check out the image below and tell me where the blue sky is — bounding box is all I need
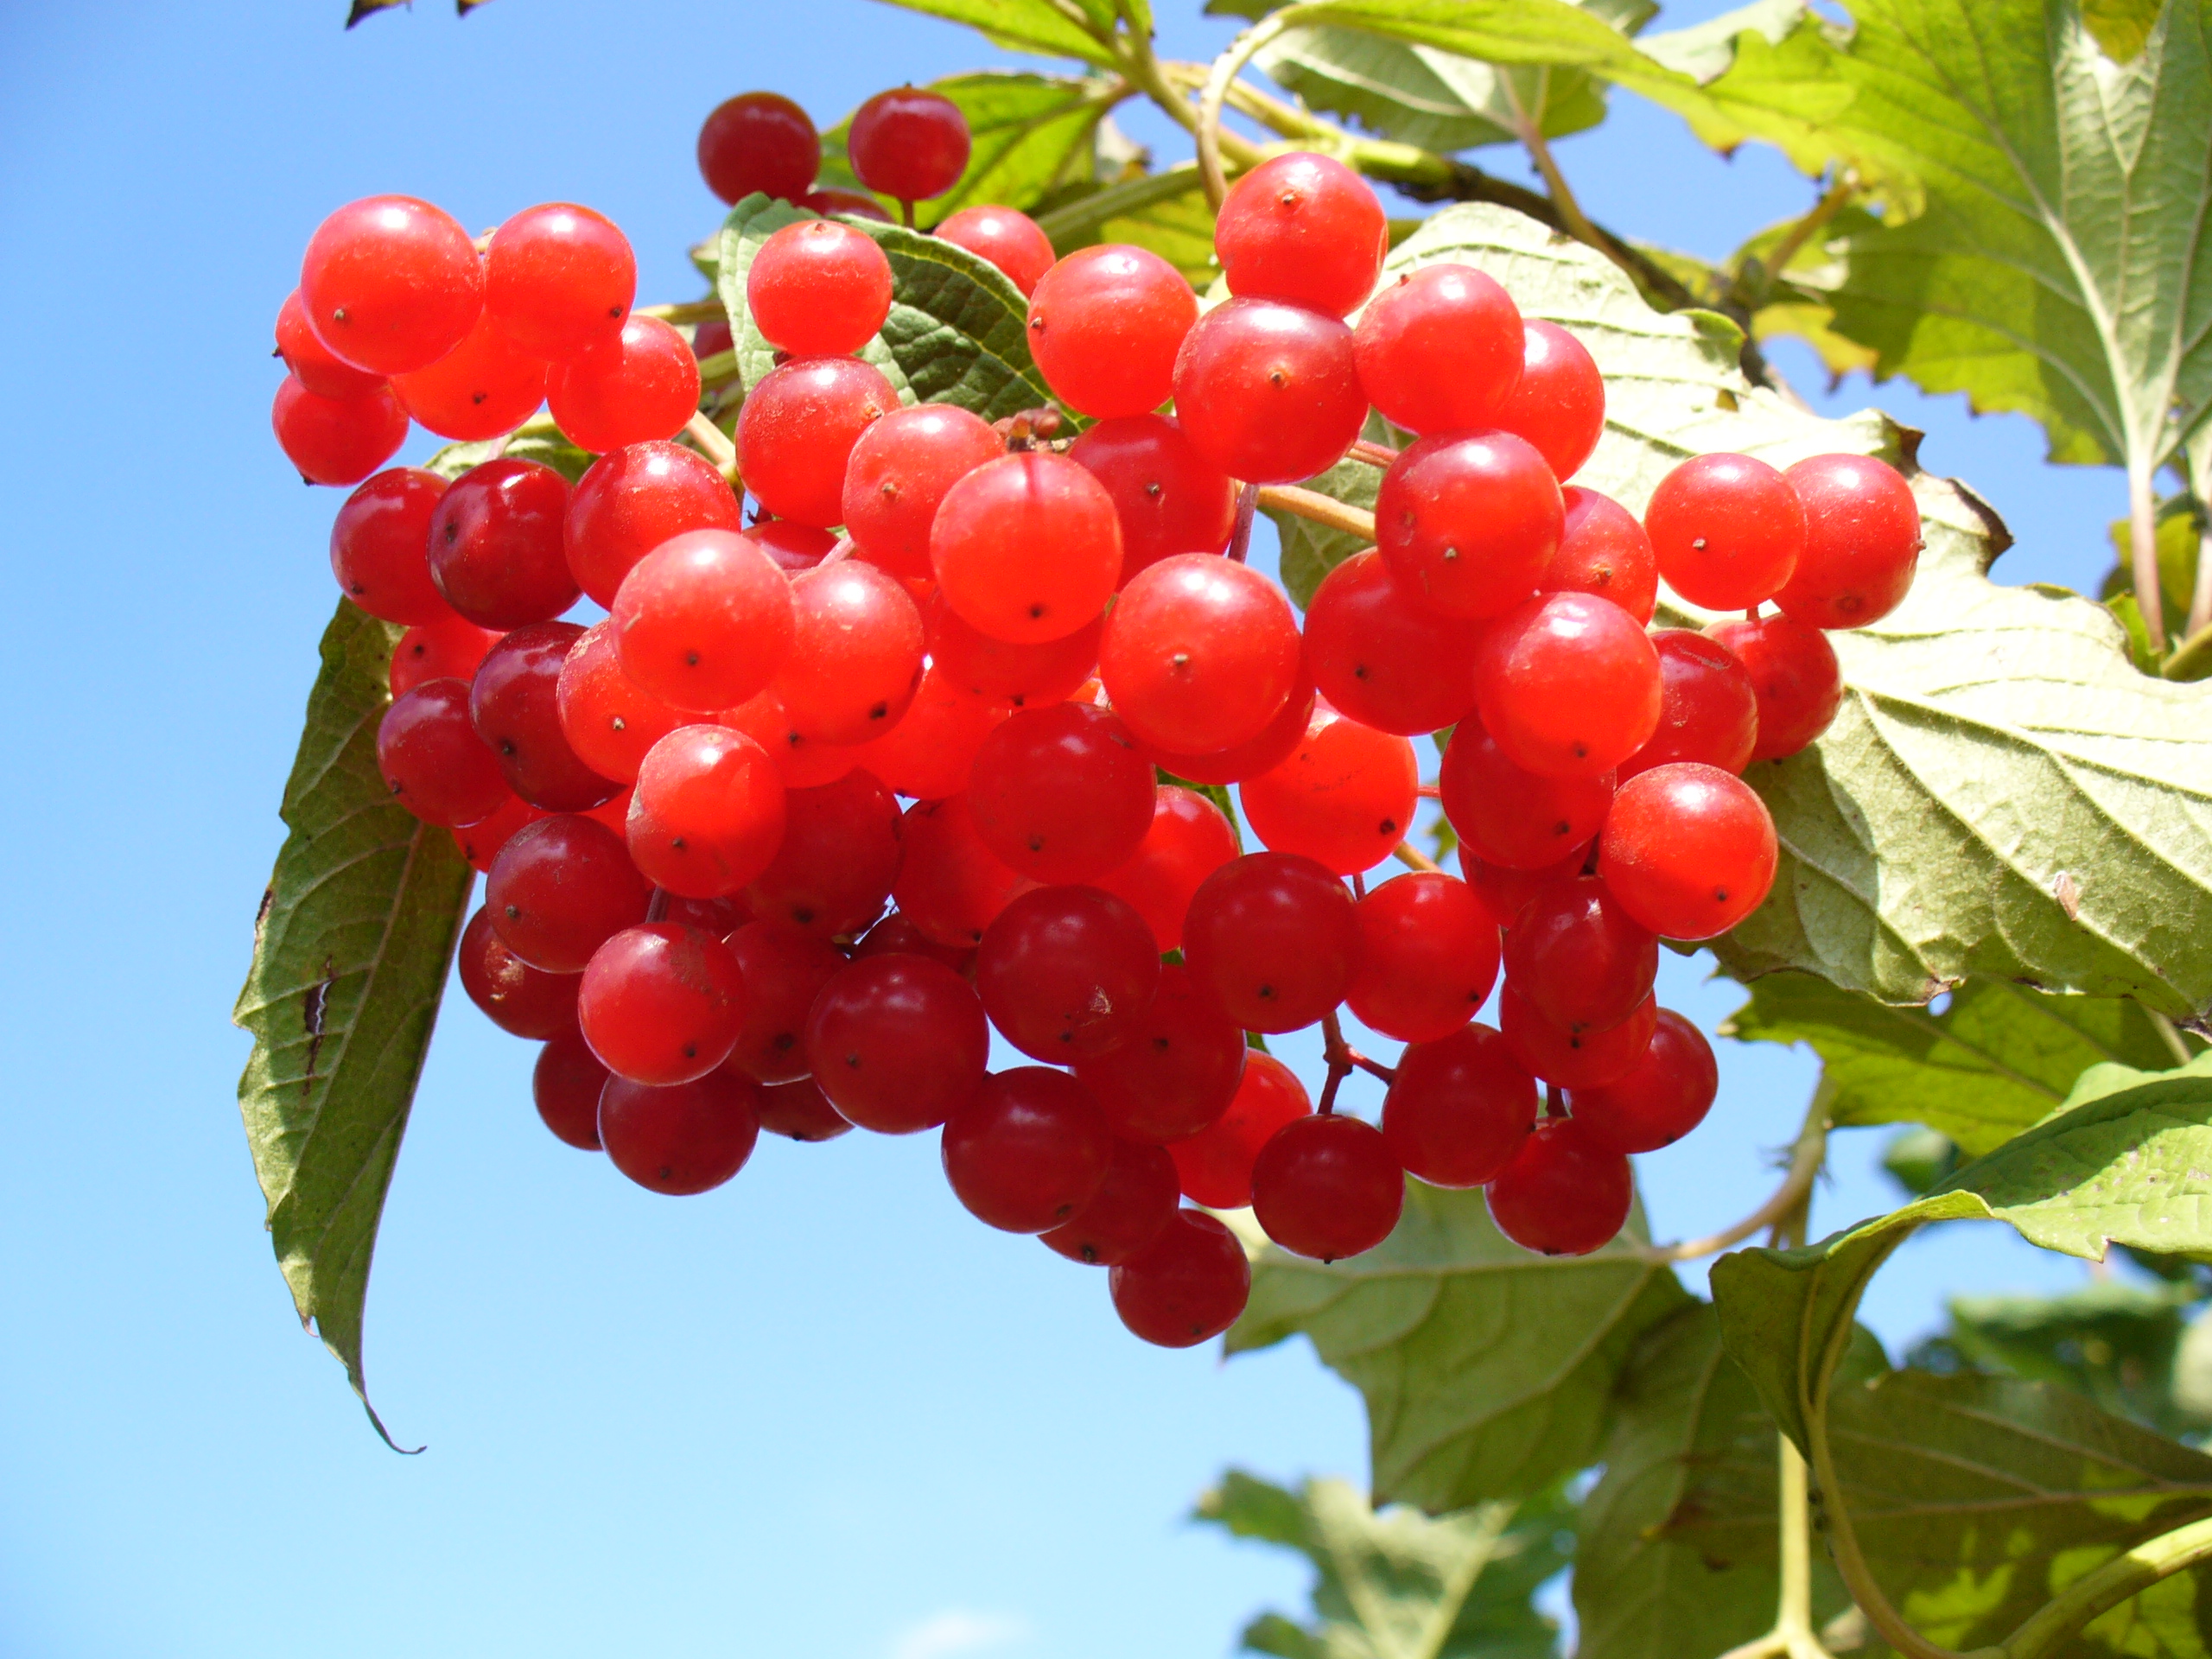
[0,3,2127,1656]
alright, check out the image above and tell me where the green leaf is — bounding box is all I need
[1224,1181,1692,1510]
[231,599,474,1446]
[1630,3,1870,187]
[1881,1124,1964,1196]
[423,423,596,483]
[860,0,1118,66]
[2100,494,2205,646]
[1195,1470,1569,1659]
[1720,971,2190,1156]
[1043,168,1220,287]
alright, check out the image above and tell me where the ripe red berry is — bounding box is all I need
[1109,1208,1251,1347]
[746,767,903,937]
[1598,762,1777,940]
[1239,702,1418,876]
[428,458,578,628]
[848,86,971,202]
[747,518,837,573]
[855,667,1009,800]
[272,376,409,486]
[1091,786,1239,952]
[627,724,788,897]
[547,315,702,454]
[471,623,620,811]
[1215,151,1386,318]
[276,289,385,399]
[1474,591,1661,779]
[842,404,1006,581]
[1382,1022,1535,1187]
[722,921,849,1084]
[330,467,451,625]
[299,194,484,376]
[1568,1009,1717,1154]
[1100,555,1301,754]
[1068,414,1238,581]
[564,440,744,609]
[1346,873,1501,1043]
[1071,963,1248,1143]
[854,911,974,975]
[737,355,896,526]
[1645,452,1807,610]
[1706,613,1843,761]
[934,204,1055,296]
[977,886,1161,1061]
[925,592,1101,709]
[756,1076,853,1142]
[1146,673,1316,786]
[1026,245,1197,419]
[392,613,499,699]
[451,793,543,874]
[554,621,686,784]
[1376,431,1561,621]
[1042,1138,1180,1264]
[1494,321,1605,482]
[599,1069,762,1195]
[1184,852,1357,1033]
[891,794,1036,946]
[805,953,989,1133]
[967,702,1155,882]
[533,1031,608,1151]
[942,1067,1112,1235]
[1173,297,1365,485]
[1622,630,1758,779]
[1302,551,1481,736]
[747,219,893,356]
[772,560,925,745]
[1543,486,1657,625]
[378,678,509,827]
[578,922,747,1085]
[391,308,547,442]
[1353,263,1523,434]
[721,690,863,787]
[1438,719,1613,873]
[486,813,652,972]
[484,201,635,359]
[1251,1113,1403,1261]
[1487,1116,1633,1255]
[804,188,893,223]
[1501,874,1659,1034]
[1459,838,1592,931]
[1164,1052,1309,1208]
[1778,454,1922,628]
[458,906,579,1039]
[931,450,1123,643]
[698,92,820,205]
[1499,979,1656,1090]
[693,320,735,360]
[611,527,795,713]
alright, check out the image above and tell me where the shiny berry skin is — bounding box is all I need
[1376,432,1560,621]
[1068,414,1238,580]
[855,911,974,975]
[891,795,1036,946]
[1043,1138,1180,1264]
[486,814,652,972]
[554,620,685,784]
[855,668,1009,800]
[451,793,543,874]
[842,404,1006,581]
[611,527,794,713]
[1110,1208,1251,1346]
[1173,297,1365,486]
[1092,786,1239,953]
[1501,874,1659,1034]
[1545,486,1657,625]
[756,1076,854,1142]
[564,440,743,608]
[470,623,619,811]
[428,458,578,628]
[943,1067,1112,1233]
[931,451,1123,644]
[849,87,970,202]
[1347,873,1501,1043]
[1251,1113,1402,1261]
[1495,321,1605,482]
[377,679,509,827]
[698,92,820,204]
[1165,1052,1310,1208]
[1486,1117,1633,1255]
[1599,762,1778,940]
[458,906,579,1039]
[737,355,896,526]
[924,593,1100,709]
[276,289,385,399]
[391,308,547,442]
[627,724,788,897]
[661,894,752,934]
[598,1069,761,1195]
[1216,151,1386,318]
[1072,963,1248,1144]
[1460,839,1592,931]
[1353,263,1523,434]
[1100,554,1301,753]
[804,188,893,222]
[773,560,925,745]
[1382,1023,1535,1187]
[1438,719,1613,872]
[1303,551,1482,736]
[1184,852,1358,1033]
[746,767,903,936]
[977,886,1160,1061]
[578,922,747,1085]
[967,703,1154,882]
[1623,630,1758,779]
[1026,245,1197,419]
[299,194,484,376]
[392,614,499,698]
[721,692,858,787]
[547,315,701,454]
[1568,1009,1717,1154]
[272,376,409,486]
[1777,453,1922,627]
[1499,980,1656,1090]
[723,921,848,1084]
[747,219,893,356]
[533,1031,608,1150]
[935,205,1055,296]
[747,519,837,574]
[484,202,635,359]
[804,953,990,1134]
[330,468,450,624]
[1645,452,1806,610]
[1147,673,1316,786]
[1239,702,1418,876]
[1475,591,1661,779]
[1706,613,1844,760]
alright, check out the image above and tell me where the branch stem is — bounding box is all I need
[1641,1089,1827,1263]
[2164,619,2212,681]
[2129,461,2168,656]
[1392,842,1440,874]
[1349,438,1402,469]
[638,299,727,324]
[1256,483,1376,543]
[1227,480,1259,564]
[683,410,740,481]
[1196,12,1293,208]
[2002,1513,2212,1659]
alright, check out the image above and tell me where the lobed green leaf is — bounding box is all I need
[860,0,1119,66]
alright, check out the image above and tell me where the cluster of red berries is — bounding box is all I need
[277,86,1925,1350]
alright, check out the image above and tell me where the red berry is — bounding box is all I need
[1043,1138,1180,1264]
[660,894,752,934]
[854,911,974,975]
[1598,762,1777,940]
[1173,297,1365,485]
[272,377,409,486]
[611,527,794,713]
[1165,1052,1310,1208]
[378,678,509,827]
[1251,1113,1402,1261]
[1459,838,1592,931]
[1184,852,1357,1033]
[564,440,743,608]
[391,309,548,442]
[1486,1117,1632,1255]
[1068,414,1238,581]
[756,1075,853,1141]
[1499,979,1657,1090]
[934,204,1055,296]
[1099,554,1301,753]
[891,794,1036,946]
[1382,1023,1535,1187]
[299,194,484,376]
[1438,719,1614,873]
[330,467,451,624]
[1146,673,1316,786]
[1346,873,1500,1043]
[747,518,837,574]
[1706,613,1843,760]
[855,667,1009,800]
[1544,486,1657,625]
[392,613,499,699]
[1353,263,1523,435]
[554,620,687,785]
[429,458,578,628]
[1216,152,1386,318]
[772,560,925,745]
[471,622,620,811]
[484,201,635,359]
[723,920,849,1083]
[925,592,1102,710]
[842,404,1006,581]
[747,767,903,937]
[1239,702,1418,876]
[943,1067,1112,1233]
[805,953,989,1133]
[1091,785,1239,952]
[1645,452,1807,611]
[1501,874,1658,1034]
[533,1032,608,1151]
[458,906,579,1039]
[931,451,1122,644]
[547,315,701,454]
[599,1069,761,1195]
[849,86,971,202]
[1622,630,1758,779]
[976,885,1160,1061]
[451,793,543,874]
[1072,963,1248,1144]
[578,921,747,1085]
[276,289,385,399]
[1495,321,1605,482]
[627,724,788,897]
[698,92,820,205]
[737,355,896,526]
[692,320,734,360]
[1302,550,1482,736]
[1026,245,1196,419]
[721,689,865,788]
[966,702,1154,882]
[1109,1208,1251,1346]
[1376,431,1561,621]
[747,219,893,356]
[1778,454,1922,628]
[1475,591,1661,779]
[486,813,652,972]
[1568,1009,1717,1154]
[804,188,893,223]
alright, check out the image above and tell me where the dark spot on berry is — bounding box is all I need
[1029,603,1046,618]
[685,651,701,666]
[1146,481,1162,498]
[611,715,627,732]
[671,836,687,849]
[505,904,521,920]
[1714,887,1730,902]
[869,701,888,719]
[1379,818,1398,835]
[682,1043,697,1058]
[499,740,517,756]
[843,1052,861,1069]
